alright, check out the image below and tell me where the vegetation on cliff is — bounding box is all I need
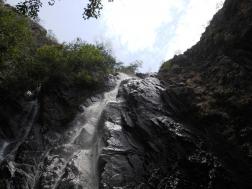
[0,3,118,97]
[115,60,142,75]
[158,0,252,186]
[15,0,104,20]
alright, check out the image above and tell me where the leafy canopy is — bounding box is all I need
[116,60,142,75]
[0,4,118,94]
[15,0,107,20]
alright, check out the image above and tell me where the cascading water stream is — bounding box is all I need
[0,99,39,163]
[50,73,131,189]
[72,73,131,188]
[0,74,132,189]
[0,141,9,161]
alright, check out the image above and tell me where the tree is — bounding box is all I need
[15,0,107,20]
[116,60,142,75]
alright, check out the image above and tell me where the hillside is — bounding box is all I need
[159,0,252,163]
[157,0,252,187]
[0,0,251,188]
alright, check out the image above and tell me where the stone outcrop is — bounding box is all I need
[157,0,252,187]
[0,0,252,188]
[0,74,117,189]
[98,76,251,188]
[98,0,252,188]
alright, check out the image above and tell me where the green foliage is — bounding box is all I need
[63,40,116,86]
[0,4,35,90]
[83,0,103,19]
[117,60,142,75]
[73,70,95,86]
[0,5,32,62]
[16,0,42,19]
[0,4,118,95]
[34,41,117,87]
[37,45,64,62]
[34,44,66,83]
[15,0,106,20]
[161,60,173,71]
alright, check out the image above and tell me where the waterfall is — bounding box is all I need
[42,73,131,189]
[0,99,39,163]
[0,141,9,161]
[71,73,131,188]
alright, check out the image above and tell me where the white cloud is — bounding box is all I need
[7,0,224,72]
[101,0,224,71]
[165,0,224,59]
[102,0,186,52]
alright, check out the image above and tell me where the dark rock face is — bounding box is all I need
[99,0,252,188]
[0,74,118,189]
[0,0,252,188]
[159,0,252,144]
[157,0,252,188]
[98,76,251,188]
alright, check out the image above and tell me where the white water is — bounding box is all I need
[68,73,130,188]
[0,100,38,163]
[0,141,9,161]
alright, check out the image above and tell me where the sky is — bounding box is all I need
[7,0,224,72]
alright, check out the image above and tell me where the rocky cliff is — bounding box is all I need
[98,75,251,188]
[0,74,117,189]
[99,0,252,188]
[157,0,252,187]
[0,0,252,188]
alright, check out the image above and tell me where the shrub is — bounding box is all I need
[33,41,117,88]
[161,60,173,71]
[73,70,96,87]
[116,60,142,74]
[0,4,117,94]
[0,4,35,91]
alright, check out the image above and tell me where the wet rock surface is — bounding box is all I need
[159,0,252,158]
[0,74,251,189]
[0,74,119,189]
[157,0,252,188]
[1,0,252,188]
[99,76,251,189]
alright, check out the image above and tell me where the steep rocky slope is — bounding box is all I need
[98,75,251,188]
[0,74,117,189]
[98,0,252,188]
[157,0,252,187]
[0,0,252,188]
[159,0,252,166]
